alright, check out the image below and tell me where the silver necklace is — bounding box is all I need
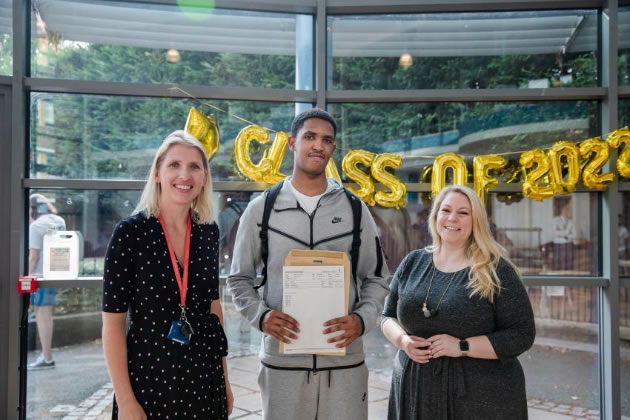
[422,265,457,318]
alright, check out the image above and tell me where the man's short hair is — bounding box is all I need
[290,108,337,138]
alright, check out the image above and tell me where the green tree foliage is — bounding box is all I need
[331,52,600,159]
[0,33,11,75]
[31,42,296,179]
[29,27,615,183]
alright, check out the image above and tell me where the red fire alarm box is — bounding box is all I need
[17,276,37,294]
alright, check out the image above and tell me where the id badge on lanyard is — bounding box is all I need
[159,214,194,346]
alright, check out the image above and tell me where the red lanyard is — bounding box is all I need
[158,214,192,308]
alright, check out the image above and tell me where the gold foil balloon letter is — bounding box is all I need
[607,127,630,179]
[184,107,220,160]
[548,141,580,194]
[473,155,507,204]
[431,153,468,198]
[519,149,554,201]
[342,150,376,206]
[579,137,615,190]
[234,125,288,184]
[371,153,406,209]
[261,131,289,185]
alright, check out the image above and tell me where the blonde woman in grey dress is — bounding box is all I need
[381,185,535,419]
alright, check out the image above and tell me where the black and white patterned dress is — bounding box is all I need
[103,213,228,420]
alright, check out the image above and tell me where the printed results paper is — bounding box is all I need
[282,265,345,355]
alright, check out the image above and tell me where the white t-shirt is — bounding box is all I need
[287,181,324,215]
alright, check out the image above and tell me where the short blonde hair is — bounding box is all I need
[134,130,215,224]
[427,185,520,302]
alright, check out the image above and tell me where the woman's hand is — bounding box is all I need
[427,334,462,358]
[225,379,234,415]
[117,399,147,420]
[401,335,431,364]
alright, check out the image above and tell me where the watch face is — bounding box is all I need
[459,340,469,352]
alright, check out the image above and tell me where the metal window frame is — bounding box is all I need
[25,79,317,103]
[7,0,29,418]
[0,84,14,420]
[327,0,603,15]
[599,2,621,419]
[2,0,627,419]
[94,0,605,14]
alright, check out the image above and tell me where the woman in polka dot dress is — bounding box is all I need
[102,131,233,420]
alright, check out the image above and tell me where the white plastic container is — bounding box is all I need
[43,230,83,280]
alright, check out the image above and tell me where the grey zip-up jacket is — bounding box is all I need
[227,177,390,370]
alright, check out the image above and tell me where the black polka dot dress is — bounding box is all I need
[103,213,228,420]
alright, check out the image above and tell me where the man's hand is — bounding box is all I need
[323,313,362,348]
[261,310,300,344]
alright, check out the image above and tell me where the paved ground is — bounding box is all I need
[26,328,630,420]
[24,300,630,419]
[26,350,607,420]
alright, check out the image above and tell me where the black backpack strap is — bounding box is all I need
[344,188,362,287]
[255,180,284,290]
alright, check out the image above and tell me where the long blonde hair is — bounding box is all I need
[427,185,520,302]
[133,130,215,224]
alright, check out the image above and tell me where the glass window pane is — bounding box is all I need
[0,0,11,76]
[524,286,600,417]
[621,193,630,278]
[29,93,301,180]
[329,10,598,90]
[364,193,599,276]
[28,189,140,267]
[492,193,599,276]
[329,101,598,156]
[621,99,630,128]
[30,1,311,89]
[620,6,630,86]
[28,189,266,273]
[27,287,111,419]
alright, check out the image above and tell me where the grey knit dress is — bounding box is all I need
[382,249,535,420]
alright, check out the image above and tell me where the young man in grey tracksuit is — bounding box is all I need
[227,108,390,420]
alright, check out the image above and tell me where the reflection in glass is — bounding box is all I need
[329,10,598,90]
[28,189,270,277]
[621,193,630,278]
[493,193,598,275]
[0,0,11,76]
[29,189,140,271]
[523,286,600,415]
[30,0,310,88]
[30,93,299,180]
[213,189,601,277]
[216,191,259,275]
[621,100,630,129]
[366,192,599,276]
[329,101,597,183]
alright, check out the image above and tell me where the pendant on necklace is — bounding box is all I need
[422,303,432,318]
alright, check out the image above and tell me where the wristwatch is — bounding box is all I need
[459,339,469,356]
